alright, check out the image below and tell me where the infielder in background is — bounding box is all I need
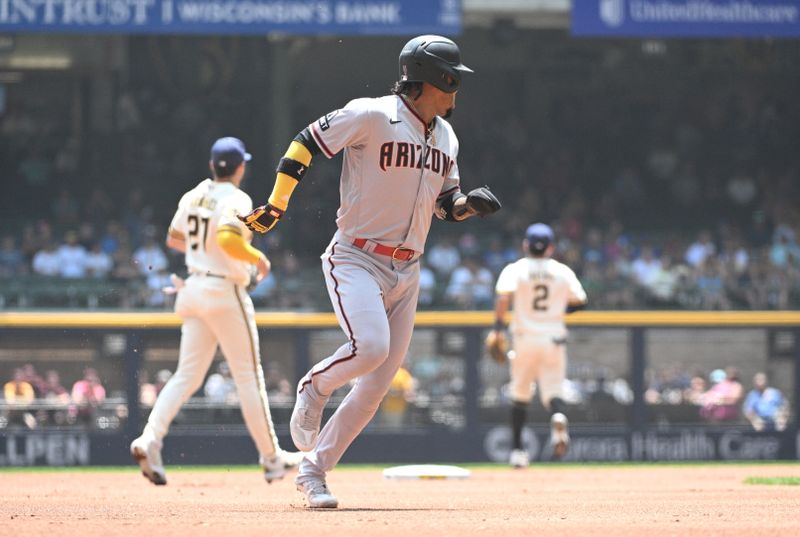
[241,35,501,508]
[131,137,301,485]
[487,223,587,468]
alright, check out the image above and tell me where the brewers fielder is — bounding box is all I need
[130,137,301,485]
[488,223,587,467]
[240,35,501,507]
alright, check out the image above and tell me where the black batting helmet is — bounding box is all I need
[398,35,473,93]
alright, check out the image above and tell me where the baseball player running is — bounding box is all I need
[130,137,302,485]
[240,35,501,508]
[487,223,587,467]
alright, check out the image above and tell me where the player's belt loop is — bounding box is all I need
[352,238,416,262]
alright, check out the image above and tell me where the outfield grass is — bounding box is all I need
[744,476,800,486]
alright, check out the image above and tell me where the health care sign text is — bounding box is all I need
[0,0,462,34]
[573,0,800,37]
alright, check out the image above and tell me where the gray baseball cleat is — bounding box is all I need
[509,448,530,469]
[261,453,287,484]
[290,382,328,452]
[130,435,167,485]
[260,449,305,483]
[550,412,570,460]
[296,477,339,509]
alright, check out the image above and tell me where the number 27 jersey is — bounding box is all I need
[495,257,587,335]
[169,179,254,286]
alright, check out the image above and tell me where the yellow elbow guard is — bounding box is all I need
[268,141,313,211]
[216,227,262,264]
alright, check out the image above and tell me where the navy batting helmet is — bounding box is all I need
[398,35,473,93]
[526,223,554,255]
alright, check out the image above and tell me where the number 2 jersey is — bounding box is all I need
[495,257,587,337]
[168,179,254,286]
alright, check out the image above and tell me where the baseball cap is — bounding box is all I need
[526,223,554,253]
[210,137,252,175]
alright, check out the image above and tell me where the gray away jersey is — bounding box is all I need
[309,94,461,254]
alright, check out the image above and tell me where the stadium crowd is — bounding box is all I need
[1,38,798,311]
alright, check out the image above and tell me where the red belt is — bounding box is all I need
[352,238,416,261]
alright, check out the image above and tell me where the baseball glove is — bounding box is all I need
[466,186,501,217]
[239,203,285,234]
[484,329,510,364]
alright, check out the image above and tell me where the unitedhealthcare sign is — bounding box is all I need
[0,0,462,35]
[572,0,800,37]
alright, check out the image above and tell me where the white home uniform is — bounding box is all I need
[296,94,461,479]
[142,179,280,461]
[495,257,587,406]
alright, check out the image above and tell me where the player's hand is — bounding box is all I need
[485,329,509,364]
[239,203,285,234]
[465,186,501,217]
[255,255,271,283]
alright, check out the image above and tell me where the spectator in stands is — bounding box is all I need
[630,246,662,288]
[22,363,46,397]
[132,230,168,276]
[32,239,61,277]
[379,366,416,428]
[139,369,172,407]
[683,374,707,406]
[70,367,106,426]
[84,241,114,278]
[39,369,70,425]
[695,258,732,310]
[111,244,140,281]
[483,236,514,275]
[742,372,787,432]
[204,362,237,404]
[139,370,158,407]
[769,232,798,269]
[685,230,716,268]
[3,368,36,429]
[144,269,173,307]
[445,256,495,309]
[418,262,436,307]
[700,367,744,423]
[56,230,89,279]
[154,369,172,394]
[427,238,461,278]
[99,221,125,256]
[645,255,684,305]
[0,235,25,277]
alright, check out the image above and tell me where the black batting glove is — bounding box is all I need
[239,203,285,234]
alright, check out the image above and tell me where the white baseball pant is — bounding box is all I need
[509,332,567,408]
[142,275,280,459]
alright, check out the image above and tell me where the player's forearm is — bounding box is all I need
[494,294,511,329]
[267,141,313,211]
[216,228,263,264]
[166,228,187,253]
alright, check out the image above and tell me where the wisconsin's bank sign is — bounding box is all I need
[573,0,800,37]
[0,0,462,34]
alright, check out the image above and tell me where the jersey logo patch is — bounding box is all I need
[389,119,402,124]
[318,110,339,131]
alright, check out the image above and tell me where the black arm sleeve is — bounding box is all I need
[293,127,322,157]
[566,302,587,314]
[436,190,467,222]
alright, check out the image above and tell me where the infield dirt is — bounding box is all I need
[2,464,799,536]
